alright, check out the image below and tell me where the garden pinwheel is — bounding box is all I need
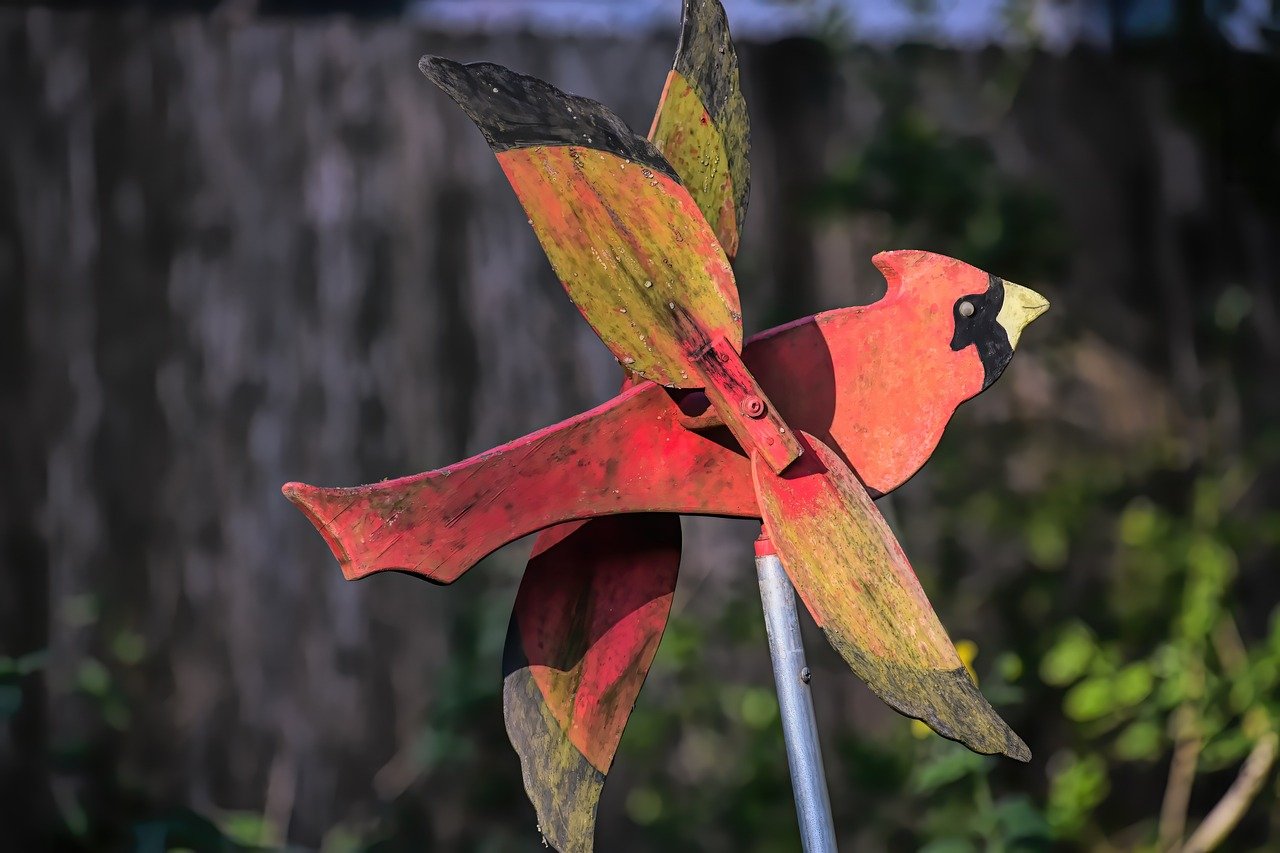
[283,2,1049,850]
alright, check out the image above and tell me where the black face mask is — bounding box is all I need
[950,274,1013,390]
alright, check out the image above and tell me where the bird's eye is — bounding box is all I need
[958,300,975,318]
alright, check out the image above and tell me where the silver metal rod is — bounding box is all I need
[755,539,838,853]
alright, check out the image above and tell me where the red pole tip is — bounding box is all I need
[754,527,777,557]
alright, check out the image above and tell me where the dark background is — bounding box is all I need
[2,1,1279,850]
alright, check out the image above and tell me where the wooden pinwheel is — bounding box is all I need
[283,2,1049,850]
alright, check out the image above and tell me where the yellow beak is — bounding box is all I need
[996,281,1050,349]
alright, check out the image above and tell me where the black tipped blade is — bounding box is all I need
[419,56,678,181]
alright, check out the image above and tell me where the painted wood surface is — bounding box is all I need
[282,380,754,584]
[503,514,680,853]
[283,251,1048,584]
[287,11,1053,850]
[649,0,750,259]
[420,57,743,389]
[753,432,1031,761]
[505,8,753,848]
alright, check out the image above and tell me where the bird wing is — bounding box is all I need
[503,513,681,853]
[649,0,751,260]
[420,56,743,388]
[753,432,1030,761]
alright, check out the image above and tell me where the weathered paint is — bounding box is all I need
[690,335,803,472]
[508,14,751,846]
[419,56,676,178]
[745,250,1040,489]
[649,70,740,258]
[503,514,680,853]
[422,57,746,387]
[283,12,1052,851]
[496,146,742,387]
[752,432,1031,761]
[283,381,753,584]
[284,252,1050,585]
[667,0,751,245]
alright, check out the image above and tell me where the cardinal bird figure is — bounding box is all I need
[283,1,1050,850]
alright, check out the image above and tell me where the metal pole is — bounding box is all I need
[755,531,838,853]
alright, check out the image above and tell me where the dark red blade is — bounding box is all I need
[503,514,681,853]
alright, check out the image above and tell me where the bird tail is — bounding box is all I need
[282,382,752,585]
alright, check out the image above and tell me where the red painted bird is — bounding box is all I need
[283,2,1050,850]
[284,250,1048,582]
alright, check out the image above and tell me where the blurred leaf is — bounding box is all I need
[133,809,232,853]
[112,629,147,665]
[1046,752,1109,837]
[1064,677,1116,722]
[626,787,663,826]
[76,658,111,697]
[997,652,1024,683]
[740,687,778,729]
[220,811,275,848]
[1112,663,1154,708]
[1114,720,1163,761]
[1118,497,1162,547]
[911,747,990,793]
[0,684,22,719]
[1201,728,1253,770]
[1041,624,1096,686]
[993,795,1052,843]
[18,650,49,674]
[1025,515,1068,569]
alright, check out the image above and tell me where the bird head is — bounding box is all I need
[873,249,1050,395]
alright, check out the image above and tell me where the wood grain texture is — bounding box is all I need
[753,432,1030,761]
[503,514,680,853]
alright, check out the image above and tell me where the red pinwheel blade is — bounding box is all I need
[419,56,743,390]
[503,514,680,853]
[752,431,1030,760]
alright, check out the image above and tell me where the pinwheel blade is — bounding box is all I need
[650,0,750,260]
[420,56,742,388]
[752,432,1030,761]
[503,514,681,853]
